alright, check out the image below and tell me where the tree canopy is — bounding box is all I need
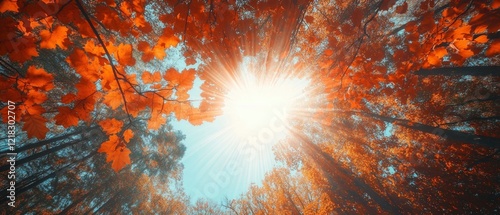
[1,0,499,214]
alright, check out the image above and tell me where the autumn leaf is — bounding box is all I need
[179,69,196,87]
[395,2,408,14]
[115,43,136,66]
[0,0,18,12]
[485,39,500,56]
[158,28,180,49]
[8,36,39,63]
[39,25,69,50]
[25,66,54,90]
[141,71,162,84]
[97,134,131,171]
[148,113,166,130]
[23,114,49,140]
[61,93,77,104]
[109,146,131,172]
[99,118,124,135]
[98,135,120,155]
[123,129,134,143]
[103,90,123,110]
[474,35,488,44]
[164,68,181,84]
[54,106,79,128]
[427,47,448,65]
[66,49,101,82]
[75,78,96,99]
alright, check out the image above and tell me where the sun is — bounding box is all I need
[223,71,308,137]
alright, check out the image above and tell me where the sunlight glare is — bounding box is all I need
[223,71,308,136]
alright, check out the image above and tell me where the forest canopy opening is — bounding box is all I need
[223,70,310,137]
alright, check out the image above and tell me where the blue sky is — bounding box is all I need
[171,78,281,204]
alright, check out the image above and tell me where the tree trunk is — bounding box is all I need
[0,151,98,204]
[360,112,500,148]
[292,130,401,214]
[0,125,97,155]
[0,137,89,172]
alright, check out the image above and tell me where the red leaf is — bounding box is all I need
[39,25,69,50]
[23,114,49,140]
[99,118,123,135]
[54,106,79,128]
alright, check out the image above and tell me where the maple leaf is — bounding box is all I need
[427,47,448,66]
[98,135,120,155]
[39,25,69,50]
[148,113,166,130]
[25,66,54,90]
[8,36,38,63]
[116,43,136,66]
[141,71,162,84]
[84,40,105,56]
[123,129,134,143]
[66,49,100,82]
[54,106,79,128]
[485,39,500,56]
[23,114,49,140]
[474,35,488,44]
[99,118,123,135]
[158,28,180,49]
[76,78,96,99]
[0,0,19,13]
[26,90,48,105]
[61,93,76,104]
[164,68,181,85]
[109,146,131,172]
[103,90,123,110]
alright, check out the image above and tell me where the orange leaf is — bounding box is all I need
[116,43,135,66]
[99,118,123,135]
[324,49,333,56]
[61,93,76,104]
[177,69,196,90]
[84,40,105,56]
[164,68,180,84]
[0,0,18,12]
[485,39,500,56]
[109,146,131,172]
[141,71,162,84]
[8,36,38,63]
[158,28,180,49]
[76,78,96,99]
[98,135,120,155]
[25,66,54,90]
[23,114,49,139]
[39,25,69,50]
[54,106,79,128]
[123,129,134,143]
[103,90,123,110]
[66,49,101,82]
[148,113,166,130]
[474,35,488,44]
